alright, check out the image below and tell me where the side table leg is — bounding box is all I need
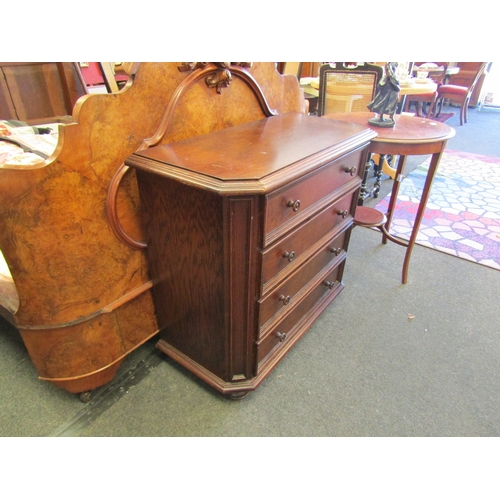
[358,155,374,205]
[401,151,443,283]
[372,154,384,198]
[382,154,407,244]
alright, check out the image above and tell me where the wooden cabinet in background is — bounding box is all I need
[300,62,322,78]
[0,62,86,124]
[127,112,376,398]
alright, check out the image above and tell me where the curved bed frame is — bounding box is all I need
[0,62,306,397]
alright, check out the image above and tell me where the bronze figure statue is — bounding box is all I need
[367,62,401,127]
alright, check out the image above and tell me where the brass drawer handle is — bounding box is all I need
[287,199,301,212]
[337,209,349,218]
[279,294,291,305]
[283,251,295,262]
[276,331,287,342]
[330,247,342,256]
[324,280,337,290]
[344,166,357,176]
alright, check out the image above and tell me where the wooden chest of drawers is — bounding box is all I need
[126,113,376,398]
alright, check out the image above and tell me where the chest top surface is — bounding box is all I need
[127,112,376,194]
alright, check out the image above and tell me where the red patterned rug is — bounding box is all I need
[374,150,500,271]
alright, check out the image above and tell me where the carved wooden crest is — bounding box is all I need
[178,62,252,94]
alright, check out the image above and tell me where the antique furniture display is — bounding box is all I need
[398,78,438,113]
[403,63,449,118]
[127,113,376,398]
[0,63,307,399]
[411,63,460,82]
[324,111,455,284]
[435,62,490,125]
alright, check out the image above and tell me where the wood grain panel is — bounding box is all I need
[137,171,227,378]
[225,197,260,381]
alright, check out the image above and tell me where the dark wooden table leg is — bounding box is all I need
[382,154,407,244]
[372,154,384,198]
[358,155,374,205]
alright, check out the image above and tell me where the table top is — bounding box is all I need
[412,65,460,76]
[128,113,376,194]
[302,78,437,99]
[302,86,319,98]
[323,112,455,145]
[399,80,437,95]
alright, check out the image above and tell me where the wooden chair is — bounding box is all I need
[0,62,307,400]
[435,62,490,125]
[404,63,448,118]
[317,62,385,203]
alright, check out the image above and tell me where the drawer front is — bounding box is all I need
[259,229,349,328]
[257,263,344,365]
[261,191,354,287]
[264,149,362,238]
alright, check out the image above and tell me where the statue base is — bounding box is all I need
[368,117,395,128]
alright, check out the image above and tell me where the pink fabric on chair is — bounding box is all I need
[436,84,467,96]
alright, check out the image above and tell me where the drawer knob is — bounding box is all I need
[283,251,295,262]
[279,294,291,305]
[324,280,337,290]
[344,165,357,176]
[287,199,301,212]
[276,331,287,342]
[337,209,349,218]
[330,247,342,256]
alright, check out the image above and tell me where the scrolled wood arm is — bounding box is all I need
[107,63,279,250]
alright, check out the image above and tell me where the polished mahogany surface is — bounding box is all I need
[325,111,455,145]
[131,113,375,189]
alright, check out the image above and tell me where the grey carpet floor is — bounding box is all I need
[70,227,500,437]
[2,224,499,437]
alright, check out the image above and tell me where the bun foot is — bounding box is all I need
[226,390,250,400]
[78,391,92,403]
